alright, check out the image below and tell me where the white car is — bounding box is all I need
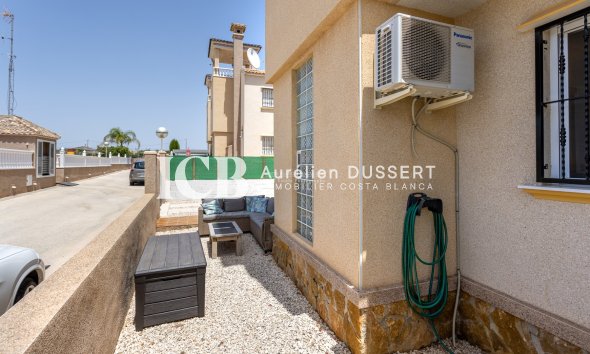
[0,245,45,316]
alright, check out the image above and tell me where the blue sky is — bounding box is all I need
[0,0,265,150]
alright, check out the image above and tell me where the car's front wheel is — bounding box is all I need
[15,277,37,304]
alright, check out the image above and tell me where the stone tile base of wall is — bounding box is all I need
[272,233,456,354]
[459,291,587,354]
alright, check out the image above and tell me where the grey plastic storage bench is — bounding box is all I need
[197,196,274,252]
[134,232,206,330]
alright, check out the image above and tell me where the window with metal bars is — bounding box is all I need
[536,8,590,184]
[262,87,274,108]
[261,136,274,156]
[296,58,313,242]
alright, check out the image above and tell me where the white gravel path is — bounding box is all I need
[115,228,482,354]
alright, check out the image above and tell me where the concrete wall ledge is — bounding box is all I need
[0,193,158,354]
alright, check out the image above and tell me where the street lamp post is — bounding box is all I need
[156,127,168,153]
[104,141,110,159]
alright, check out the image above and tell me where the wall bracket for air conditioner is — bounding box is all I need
[374,85,416,109]
[425,92,472,112]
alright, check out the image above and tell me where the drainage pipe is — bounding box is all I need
[357,0,364,291]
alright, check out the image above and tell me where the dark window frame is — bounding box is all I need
[535,7,590,184]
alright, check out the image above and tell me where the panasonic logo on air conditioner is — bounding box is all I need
[453,32,473,40]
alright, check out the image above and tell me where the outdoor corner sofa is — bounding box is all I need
[197,196,274,252]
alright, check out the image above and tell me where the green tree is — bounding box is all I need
[97,145,131,157]
[103,127,141,149]
[169,138,180,151]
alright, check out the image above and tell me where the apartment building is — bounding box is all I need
[267,0,590,353]
[204,23,274,157]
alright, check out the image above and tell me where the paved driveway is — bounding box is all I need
[0,170,144,276]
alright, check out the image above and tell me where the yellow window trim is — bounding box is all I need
[517,0,590,32]
[518,184,590,204]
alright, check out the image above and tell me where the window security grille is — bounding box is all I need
[261,136,274,156]
[296,58,313,241]
[536,8,590,184]
[262,88,274,107]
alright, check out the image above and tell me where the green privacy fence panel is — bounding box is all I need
[168,156,274,180]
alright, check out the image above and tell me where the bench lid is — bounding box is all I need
[135,232,207,277]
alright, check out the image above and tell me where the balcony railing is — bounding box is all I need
[0,148,34,169]
[213,67,234,78]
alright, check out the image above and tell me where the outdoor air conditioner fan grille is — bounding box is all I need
[401,17,451,84]
[376,28,393,88]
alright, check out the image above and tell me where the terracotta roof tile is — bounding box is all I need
[0,115,60,140]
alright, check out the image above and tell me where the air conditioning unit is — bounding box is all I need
[374,13,474,110]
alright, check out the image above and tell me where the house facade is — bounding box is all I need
[267,0,590,353]
[205,23,274,157]
[0,115,60,197]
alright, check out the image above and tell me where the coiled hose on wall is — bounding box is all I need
[403,193,453,354]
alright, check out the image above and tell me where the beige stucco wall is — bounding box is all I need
[455,0,590,329]
[0,135,37,150]
[265,0,356,82]
[207,86,212,147]
[269,0,457,289]
[242,74,274,156]
[272,4,362,287]
[210,76,234,156]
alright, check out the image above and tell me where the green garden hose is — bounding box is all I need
[403,193,453,354]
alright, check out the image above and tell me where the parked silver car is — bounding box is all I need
[0,245,45,316]
[129,160,145,185]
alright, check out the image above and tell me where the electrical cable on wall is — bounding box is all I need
[410,97,462,348]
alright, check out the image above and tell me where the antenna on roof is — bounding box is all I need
[2,10,15,115]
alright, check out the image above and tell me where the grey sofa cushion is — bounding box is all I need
[223,197,245,212]
[202,211,251,222]
[249,212,273,229]
[266,197,274,215]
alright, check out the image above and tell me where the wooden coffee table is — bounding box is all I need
[208,221,243,258]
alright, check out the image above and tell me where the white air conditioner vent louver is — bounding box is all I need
[377,27,393,88]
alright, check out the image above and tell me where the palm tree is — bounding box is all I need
[104,128,141,149]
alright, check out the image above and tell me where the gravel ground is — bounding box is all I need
[115,228,482,354]
[399,339,484,354]
[116,228,349,354]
